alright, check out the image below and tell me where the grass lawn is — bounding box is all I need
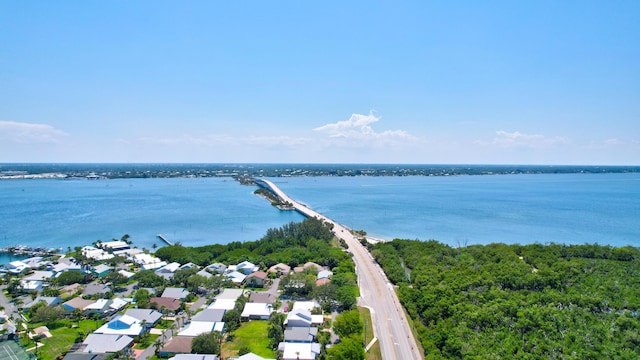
[221,320,275,359]
[134,333,160,349]
[27,319,102,360]
[359,306,382,360]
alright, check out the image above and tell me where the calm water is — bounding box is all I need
[1,174,638,261]
[269,173,640,247]
[0,177,304,253]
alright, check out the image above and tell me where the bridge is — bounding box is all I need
[257,178,423,360]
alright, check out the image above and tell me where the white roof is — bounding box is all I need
[84,299,110,311]
[83,333,133,353]
[23,271,54,282]
[95,314,143,336]
[177,321,217,337]
[281,343,320,360]
[101,240,129,249]
[142,261,167,270]
[241,303,272,318]
[208,298,236,311]
[110,297,129,310]
[119,269,135,279]
[292,301,318,312]
[226,270,246,283]
[216,288,244,301]
[157,262,181,273]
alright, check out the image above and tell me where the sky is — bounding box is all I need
[1,1,638,165]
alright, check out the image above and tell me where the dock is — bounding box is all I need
[156,234,174,246]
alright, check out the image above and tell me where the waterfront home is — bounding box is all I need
[268,263,291,276]
[81,333,133,354]
[22,256,47,269]
[100,240,130,252]
[161,287,190,300]
[278,342,321,360]
[134,253,166,270]
[82,246,114,261]
[95,314,144,336]
[7,260,29,274]
[245,271,268,288]
[241,302,273,320]
[124,308,162,328]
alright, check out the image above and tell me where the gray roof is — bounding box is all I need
[63,353,108,360]
[82,284,112,296]
[169,355,218,360]
[162,287,190,299]
[284,327,318,343]
[124,308,163,324]
[82,333,133,353]
[191,309,225,322]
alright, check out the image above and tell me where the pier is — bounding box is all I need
[156,234,174,246]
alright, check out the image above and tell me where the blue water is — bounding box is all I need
[269,173,640,247]
[0,177,305,253]
[1,174,638,261]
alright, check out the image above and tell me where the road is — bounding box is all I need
[259,179,422,360]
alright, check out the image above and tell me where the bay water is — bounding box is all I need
[1,173,638,263]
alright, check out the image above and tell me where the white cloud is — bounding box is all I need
[0,120,68,144]
[489,130,569,148]
[314,112,415,141]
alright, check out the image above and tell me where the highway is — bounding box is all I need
[259,179,423,360]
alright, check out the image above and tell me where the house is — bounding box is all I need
[208,299,236,311]
[118,269,135,279]
[178,321,224,336]
[60,283,83,297]
[150,297,182,312]
[284,309,323,328]
[23,296,61,309]
[33,325,52,338]
[216,288,245,301]
[50,261,82,273]
[241,303,272,320]
[84,299,112,314]
[192,309,225,323]
[169,355,218,360]
[284,327,317,343]
[159,336,193,357]
[62,297,96,312]
[196,269,212,279]
[134,253,166,270]
[22,256,47,269]
[317,270,333,280]
[294,262,323,274]
[179,262,198,270]
[245,271,268,287]
[82,333,133,353]
[109,297,129,312]
[20,280,44,292]
[23,270,54,282]
[206,263,227,274]
[235,261,258,275]
[279,342,321,360]
[82,284,112,297]
[268,263,291,276]
[92,264,112,277]
[95,314,144,336]
[292,301,319,312]
[236,353,272,360]
[62,353,108,360]
[225,270,246,284]
[82,246,114,261]
[100,240,130,252]
[162,287,190,300]
[315,278,331,287]
[124,309,163,327]
[249,292,276,304]
[155,262,181,280]
[7,260,29,274]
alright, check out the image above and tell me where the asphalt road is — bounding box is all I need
[260,179,423,360]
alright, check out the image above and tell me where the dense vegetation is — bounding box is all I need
[372,240,640,359]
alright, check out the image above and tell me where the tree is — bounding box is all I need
[53,270,86,286]
[327,335,365,360]
[191,331,222,354]
[134,270,166,288]
[134,289,151,308]
[333,310,362,339]
[268,312,286,349]
[222,309,241,333]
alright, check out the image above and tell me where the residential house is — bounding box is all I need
[284,309,323,328]
[179,262,198,270]
[62,297,96,312]
[84,299,112,314]
[284,327,317,343]
[245,271,268,288]
[95,314,144,337]
[133,253,166,270]
[109,297,129,312]
[236,353,272,360]
[118,269,135,279]
[267,263,291,276]
[23,296,61,309]
[216,288,245,301]
[279,342,321,360]
[235,261,258,275]
[225,270,246,284]
[208,299,236,311]
[150,297,182,312]
[249,292,276,304]
[82,246,114,261]
[22,270,54,282]
[100,241,130,252]
[62,353,107,360]
[82,284,112,297]
[192,309,225,323]
[92,264,112,277]
[317,270,332,280]
[294,262,323,274]
[169,355,218,360]
[196,269,212,279]
[162,287,190,300]
[82,333,133,354]
[7,260,29,274]
[241,303,272,320]
[178,321,224,336]
[155,262,181,280]
[206,263,227,274]
[159,336,193,357]
[124,309,163,328]
[60,283,83,297]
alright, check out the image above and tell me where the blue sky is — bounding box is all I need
[1,1,638,164]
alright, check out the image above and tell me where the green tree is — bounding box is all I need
[333,310,362,339]
[267,312,286,349]
[191,331,222,354]
[327,335,365,360]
